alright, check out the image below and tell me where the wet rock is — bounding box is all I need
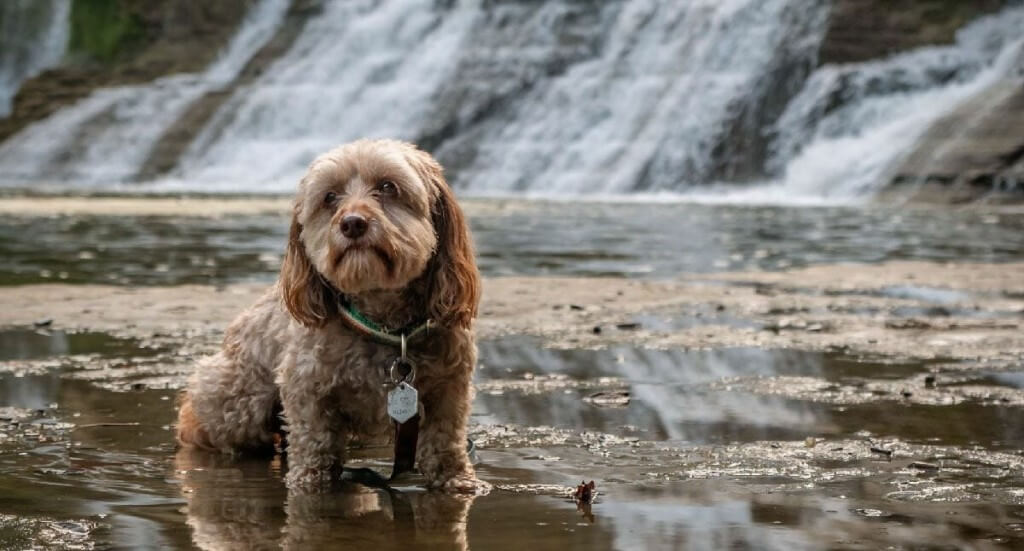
[894,81,1024,201]
[492,483,574,497]
[0,514,100,550]
[820,0,1007,65]
[0,0,254,143]
[924,306,952,317]
[476,375,627,397]
[583,390,631,408]
[852,508,892,518]
[721,371,1024,407]
[886,319,933,329]
[0,407,33,423]
[870,446,893,458]
[766,318,808,332]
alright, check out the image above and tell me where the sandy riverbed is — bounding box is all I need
[2,260,1022,363]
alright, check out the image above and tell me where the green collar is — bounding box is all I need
[338,297,433,346]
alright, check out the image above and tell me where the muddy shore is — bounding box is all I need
[2,261,1024,548]
[1,198,1023,548]
[2,260,1022,365]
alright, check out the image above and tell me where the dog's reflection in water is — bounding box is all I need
[175,449,474,550]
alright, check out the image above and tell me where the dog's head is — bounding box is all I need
[280,139,480,330]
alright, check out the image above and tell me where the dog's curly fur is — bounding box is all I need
[176,139,485,494]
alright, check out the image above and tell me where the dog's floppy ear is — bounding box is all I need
[409,149,481,330]
[280,204,335,328]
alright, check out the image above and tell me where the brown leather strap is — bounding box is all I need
[390,413,420,480]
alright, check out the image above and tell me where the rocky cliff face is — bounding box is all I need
[0,0,251,143]
[893,77,1024,201]
[819,0,1023,199]
[820,0,1006,64]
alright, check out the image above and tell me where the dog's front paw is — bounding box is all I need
[434,473,491,495]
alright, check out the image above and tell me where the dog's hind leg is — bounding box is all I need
[177,350,280,454]
[177,290,289,454]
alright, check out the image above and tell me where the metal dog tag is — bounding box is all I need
[387,381,418,424]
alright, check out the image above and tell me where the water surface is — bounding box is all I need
[0,331,1022,549]
[1,200,1022,285]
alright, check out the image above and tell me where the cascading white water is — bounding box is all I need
[0,0,288,186]
[165,0,480,190]
[0,0,1022,202]
[449,0,830,193]
[0,0,70,117]
[162,0,829,192]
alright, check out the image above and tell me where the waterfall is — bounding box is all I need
[444,0,829,193]
[758,4,1024,201]
[0,0,70,117]
[0,0,1021,201]
[0,0,288,187]
[165,0,481,190]
[162,0,830,192]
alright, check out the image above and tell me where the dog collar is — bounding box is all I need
[338,297,433,346]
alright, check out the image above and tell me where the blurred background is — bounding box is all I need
[1,0,1022,202]
[3,3,1024,549]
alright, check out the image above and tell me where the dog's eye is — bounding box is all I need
[376,180,398,196]
[323,191,338,206]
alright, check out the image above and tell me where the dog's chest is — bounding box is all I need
[323,341,418,430]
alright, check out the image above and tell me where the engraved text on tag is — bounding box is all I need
[387,382,418,424]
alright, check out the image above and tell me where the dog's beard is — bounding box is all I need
[327,244,401,293]
[335,244,394,275]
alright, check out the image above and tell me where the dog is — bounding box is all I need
[176,139,486,494]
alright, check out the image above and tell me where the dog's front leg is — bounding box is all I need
[279,356,346,492]
[416,369,488,494]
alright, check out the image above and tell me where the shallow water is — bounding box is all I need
[0,330,1022,549]
[0,328,148,362]
[1,201,1022,285]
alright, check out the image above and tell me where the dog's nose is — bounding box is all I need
[340,214,368,239]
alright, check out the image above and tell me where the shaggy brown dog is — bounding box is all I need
[176,139,486,494]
